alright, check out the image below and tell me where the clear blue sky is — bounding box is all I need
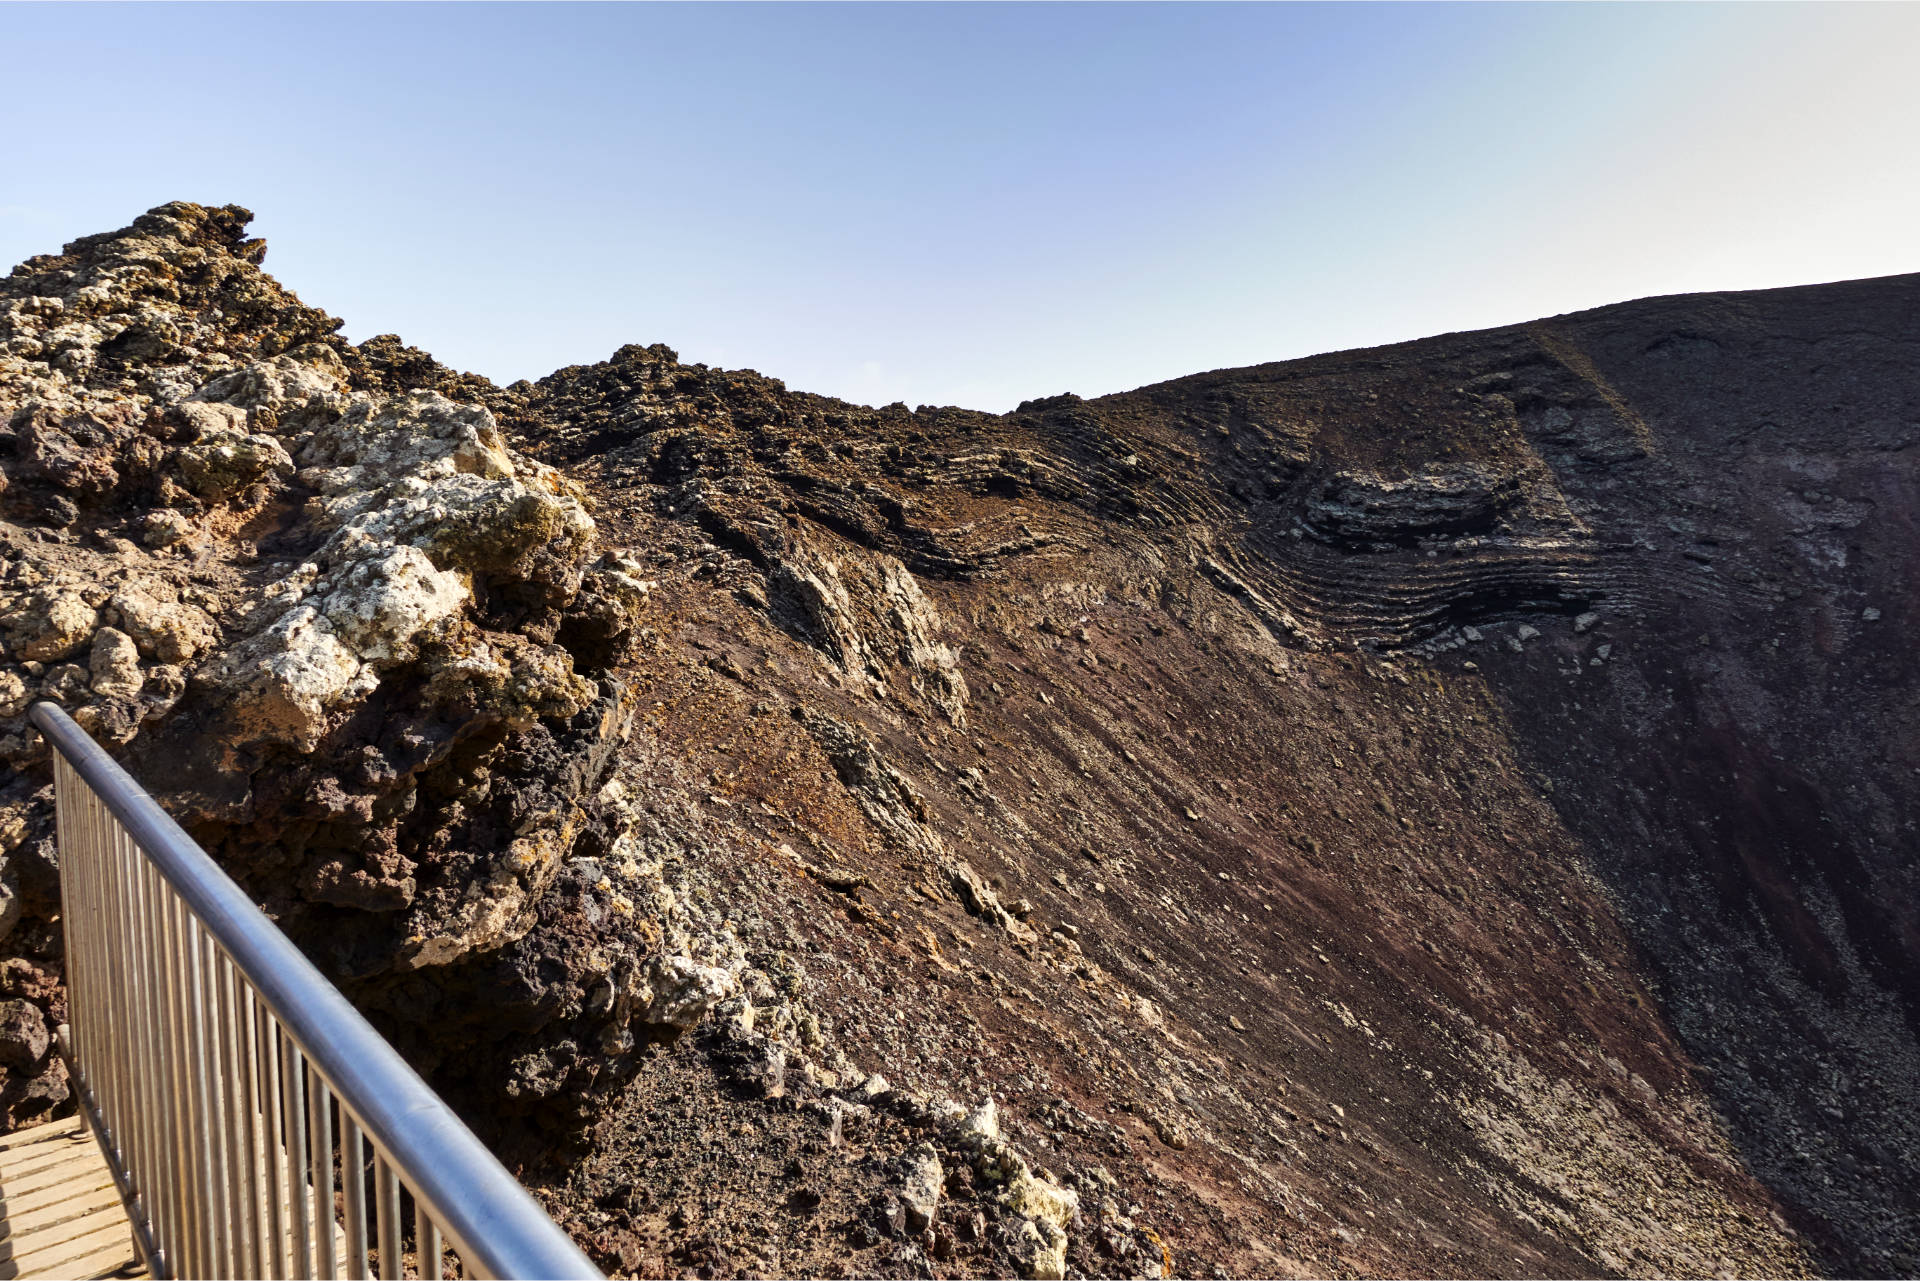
[4,3,1917,412]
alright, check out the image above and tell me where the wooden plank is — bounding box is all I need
[0,1127,91,1167]
[0,1136,96,1175]
[0,1182,125,1241]
[0,1114,143,1279]
[0,1138,100,1183]
[1,1152,116,1200]
[37,1238,138,1281]
[0,1170,118,1221]
[0,1201,124,1264]
[4,1217,135,1275]
[0,1120,83,1154]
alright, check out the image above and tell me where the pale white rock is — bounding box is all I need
[190,351,347,428]
[208,606,360,752]
[773,545,971,725]
[298,392,516,508]
[900,1147,944,1232]
[141,664,186,714]
[139,509,194,548]
[639,955,739,1029]
[0,671,28,718]
[1004,1163,1080,1280]
[963,1097,1000,1143]
[88,628,143,699]
[172,400,248,439]
[318,546,465,667]
[881,560,971,725]
[1006,1165,1080,1230]
[401,870,532,971]
[203,391,592,754]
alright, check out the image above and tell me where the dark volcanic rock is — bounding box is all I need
[0,998,49,1072]
[1,204,1916,1279]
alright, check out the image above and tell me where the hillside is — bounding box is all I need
[0,203,1914,1278]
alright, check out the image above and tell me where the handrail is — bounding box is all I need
[31,701,602,1281]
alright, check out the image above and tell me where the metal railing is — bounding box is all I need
[31,702,602,1281]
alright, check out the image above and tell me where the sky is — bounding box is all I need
[2,2,1917,413]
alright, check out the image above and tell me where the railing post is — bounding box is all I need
[344,1118,370,1281]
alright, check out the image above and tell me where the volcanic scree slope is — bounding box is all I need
[0,203,1914,1279]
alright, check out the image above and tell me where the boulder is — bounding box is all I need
[1,588,97,662]
[107,585,216,665]
[175,422,295,502]
[0,999,49,1072]
[88,627,142,699]
[900,1147,944,1233]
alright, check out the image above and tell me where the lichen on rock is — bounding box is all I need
[193,386,597,758]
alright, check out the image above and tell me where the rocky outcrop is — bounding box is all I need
[0,205,629,1136]
[1302,462,1519,548]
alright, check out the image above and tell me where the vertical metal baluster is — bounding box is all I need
[152,871,188,1275]
[65,776,94,1123]
[84,790,120,1169]
[259,1004,289,1280]
[61,769,83,1059]
[66,782,95,1131]
[218,955,258,1279]
[76,789,106,1156]
[240,996,268,1281]
[100,798,126,1168]
[129,837,162,1271]
[343,1117,370,1281]
[234,977,267,1281]
[141,855,181,1279]
[79,787,110,1167]
[375,1154,402,1281]
[117,831,148,1254]
[311,1076,338,1279]
[116,821,142,1190]
[416,1201,443,1281]
[98,799,127,1173]
[198,931,228,1279]
[49,757,69,1025]
[55,763,76,1062]
[152,879,182,1271]
[106,820,150,1250]
[201,933,237,1275]
[174,898,214,1277]
[205,945,231,1278]
[283,1030,314,1278]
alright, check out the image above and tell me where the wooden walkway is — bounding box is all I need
[0,1116,140,1280]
